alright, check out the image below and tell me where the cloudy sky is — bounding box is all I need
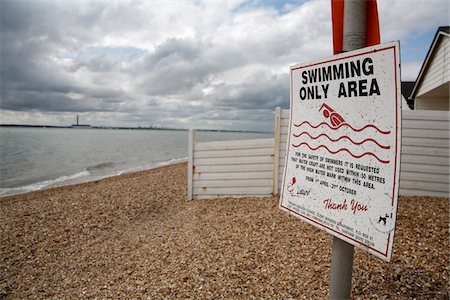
[0,0,448,131]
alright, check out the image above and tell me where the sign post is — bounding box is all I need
[279,1,401,299]
[331,1,367,299]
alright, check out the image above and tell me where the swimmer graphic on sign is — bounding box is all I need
[319,103,345,127]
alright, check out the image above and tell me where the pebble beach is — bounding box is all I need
[1,162,448,299]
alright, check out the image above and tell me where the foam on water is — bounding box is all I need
[116,157,187,175]
[0,170,90,197]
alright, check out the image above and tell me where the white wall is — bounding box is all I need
[416,35,449,97]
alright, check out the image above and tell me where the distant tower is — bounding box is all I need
[77,114,79,126]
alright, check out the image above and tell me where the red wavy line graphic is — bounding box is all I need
[292,132,390,149]
[291,142,390,164]
[293,121,391,135]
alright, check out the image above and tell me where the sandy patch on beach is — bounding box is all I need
[0,163,448,299]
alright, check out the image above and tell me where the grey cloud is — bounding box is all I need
[67,47,146,73]
[1,90,85,112]
[0,1,135,114]
[0,89,128,113]
[131,38,247,96]
[211,72,289,109]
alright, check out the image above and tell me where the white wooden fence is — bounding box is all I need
[188,109,449,200]
[399,110,449,197]
[187,130,275,200]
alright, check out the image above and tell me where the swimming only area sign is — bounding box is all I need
[280,41,401,261]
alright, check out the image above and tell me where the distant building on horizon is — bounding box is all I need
[71,114,91,128]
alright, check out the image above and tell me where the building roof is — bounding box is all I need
[409,26,450,102]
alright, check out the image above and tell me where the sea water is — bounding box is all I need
[0,127,272,196]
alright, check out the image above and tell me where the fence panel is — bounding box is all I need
[399,110,449,197]
[188,132,275,200]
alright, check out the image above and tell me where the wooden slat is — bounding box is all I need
[195,138,273,151]
[403,119,449,130]
[194,186,273,195]
[402,110,450,121]
[402,137,449,148]
[194,163,273,173]
[194,155,274,166]
[401,154,449,166]
[402,128,449,139]
[400,163,449,174]
[399,189,449,197]
[281,109,290,118]
[281,126,289,133]
[400,172,450,183]
[280,129,289,136]
[194,147,273,158]
[194,171,273,180]
[401,146,449,156]
[399,180,449,192]
[280,126,289,133]
[281,118,290,127]
[194,179,273,188]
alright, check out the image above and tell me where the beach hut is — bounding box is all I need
[409,26,450,110]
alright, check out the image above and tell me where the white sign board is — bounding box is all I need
[280,41,401,261]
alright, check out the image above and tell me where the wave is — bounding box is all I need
[86,162,115,171]
[157,157,188,167]
[0,170,90,197]
[116,157,188,175]
[292,131,390,149]
[291,142,389,164]
[293,121,391,135]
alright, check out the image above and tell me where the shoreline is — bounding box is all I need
[0,157,187,198]
[1,163,448,298]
